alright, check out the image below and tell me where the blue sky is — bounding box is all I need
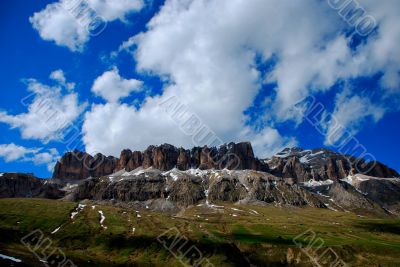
[0,0,399,178]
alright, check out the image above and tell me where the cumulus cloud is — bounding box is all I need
[86,0,335,157]
[30,1,89,52]
[0,70,87,143]
[92,67,143,103]
[84,0,400,157]
[0,144,59,171]
[30,0,145,52]
[0,143,38,162]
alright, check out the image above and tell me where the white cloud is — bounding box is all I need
[83,100,188,155]
[30,1,89,52]
[323,89,385,145]
[84,0,400,157]
[87,0,337,157]
[0,70,87,143]
[0,144,59,172]
[0,143,38,162]
[50,69,75,91]
[32,148,60,172]
[87,0,144,21]
[92,67,143,103]
[238,127,297,159]
[30,0,145,52]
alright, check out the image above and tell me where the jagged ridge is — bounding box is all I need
[53,142,268,180]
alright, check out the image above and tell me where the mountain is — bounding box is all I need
[1,142,399,216]
[53,143,398,181]
[267,147,398,182]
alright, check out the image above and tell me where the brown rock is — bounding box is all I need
[177,148,190,170]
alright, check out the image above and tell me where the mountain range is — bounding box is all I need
[1,142,399,217]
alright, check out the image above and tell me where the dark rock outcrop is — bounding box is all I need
[0,173,64,199]
[52,150,118,180]
[208,175,248,203]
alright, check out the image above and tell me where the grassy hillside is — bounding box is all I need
[0,198,399,266]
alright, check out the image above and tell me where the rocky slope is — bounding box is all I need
[72,168,325,210]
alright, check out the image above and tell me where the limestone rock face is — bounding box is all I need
[52,151,118,180]
[281,157,309,183]
[91,154,118,178]
[76,175,167,202]
[152,144,180,171]
[176,149,191,170]
[53,142,268,179]
[117,150,144,171]
[52,151,92,180]
[208,175,248,203]
[168,175,205,206]
[118,149,133,170]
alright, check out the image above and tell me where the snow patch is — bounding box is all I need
[109,169,127,178]
[70,204,86,219]
[98,210,107,229]
[299,156,310,164]
[303,179,334,188]
[51,226,61,234]
[341,175,355,185]
[204,190,209,206]
[0,253,22,263]
[325,203,338,212]
[162,168,182,181]
[316,191,330,198]
[231,208,243,212]
[249,209,259,215]
[63,183,78,190]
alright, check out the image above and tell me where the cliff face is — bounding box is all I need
[52,150,118,180]
[0,173,64,199]
[53,144,398,185]
[73,168,326,208]
[53,142,268,180]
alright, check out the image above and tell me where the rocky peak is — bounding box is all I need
[52,151,118,180]
[268,147,399,183]
[53,142,268,180]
